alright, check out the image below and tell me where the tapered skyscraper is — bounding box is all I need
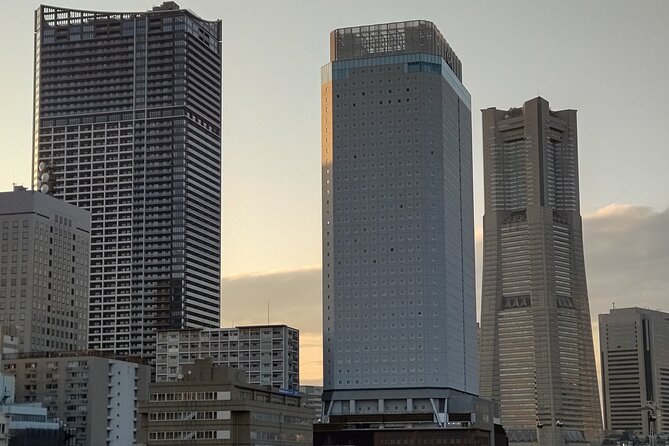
[479,97,601,445]
[32,3,222,359]
[321,21,477,420]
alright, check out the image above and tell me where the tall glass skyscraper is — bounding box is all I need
[32,3,222,359]
[321,21,477,420]
[479,97,601,445]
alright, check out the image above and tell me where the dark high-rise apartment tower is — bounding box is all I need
[599,307,669,437]
[479,97,601,445]
[321,21,477,420]
[32,3,222,358]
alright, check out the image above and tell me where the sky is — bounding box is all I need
[0,1,668,385]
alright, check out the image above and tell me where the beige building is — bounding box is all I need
[600,307,669,437]
[139,358,312,445]
[479,97,602,445]
[2,351,150,446]
[0,186,90,353]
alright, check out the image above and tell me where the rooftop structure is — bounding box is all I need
[329,20,462,80]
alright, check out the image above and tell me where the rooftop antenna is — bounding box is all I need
[612,302,615,310]
[267,300,270,325]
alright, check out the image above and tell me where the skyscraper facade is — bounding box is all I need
[32,3,222,358]
[479,97,601,444]
[599,307,669,436]
[0,186,90,353]
[321,21,477,420]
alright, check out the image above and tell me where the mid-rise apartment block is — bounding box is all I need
[600,307,669,436]
[155,325,299,391]
[321,19,477,422]
[33,2,222,359]
[0,186,90,353]
[479,97,602,445]
[2,351,150,446]
[138,358,312,445]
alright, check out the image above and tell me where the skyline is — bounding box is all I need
[1,0,668,385]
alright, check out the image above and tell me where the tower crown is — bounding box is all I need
[330,20,462,80]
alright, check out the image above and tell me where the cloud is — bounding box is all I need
[220,205,669,387]
[221,266,322,384]
[583,204,669,318]
[583,204,668,403]
[222,265,321,331]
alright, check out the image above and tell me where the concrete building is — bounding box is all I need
[314,394,508,446]
[0,373,69,446]
[0,404,67,446]
[321,19,477,422]
[0,327,20,357]
[0,374,14,446]
[32,2,222,360]
[479,97,601,445]
[2,351,150,446]
[600,307,669,437]
[0,186,90,353]
[0,415,5,446]
[155,325,299,391]
[299,385,323,422]
[138,358,312,445]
